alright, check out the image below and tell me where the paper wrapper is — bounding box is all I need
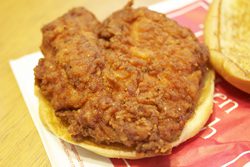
[10,0,250,166]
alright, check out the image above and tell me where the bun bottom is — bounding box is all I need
[37,70,214,159]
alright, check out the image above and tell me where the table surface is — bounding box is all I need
[0,0,163,166]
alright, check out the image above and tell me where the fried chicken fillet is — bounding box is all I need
[35,3,212,157]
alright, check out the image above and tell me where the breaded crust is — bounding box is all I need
[35,3,214,157]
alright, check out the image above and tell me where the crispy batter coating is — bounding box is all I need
[35,5,209,154]
[36,8,103,110]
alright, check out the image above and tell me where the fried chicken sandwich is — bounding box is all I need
[34,2,214,159]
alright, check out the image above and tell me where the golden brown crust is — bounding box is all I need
[35,6,211,154]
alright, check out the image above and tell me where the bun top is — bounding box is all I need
[205,0,250,93]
